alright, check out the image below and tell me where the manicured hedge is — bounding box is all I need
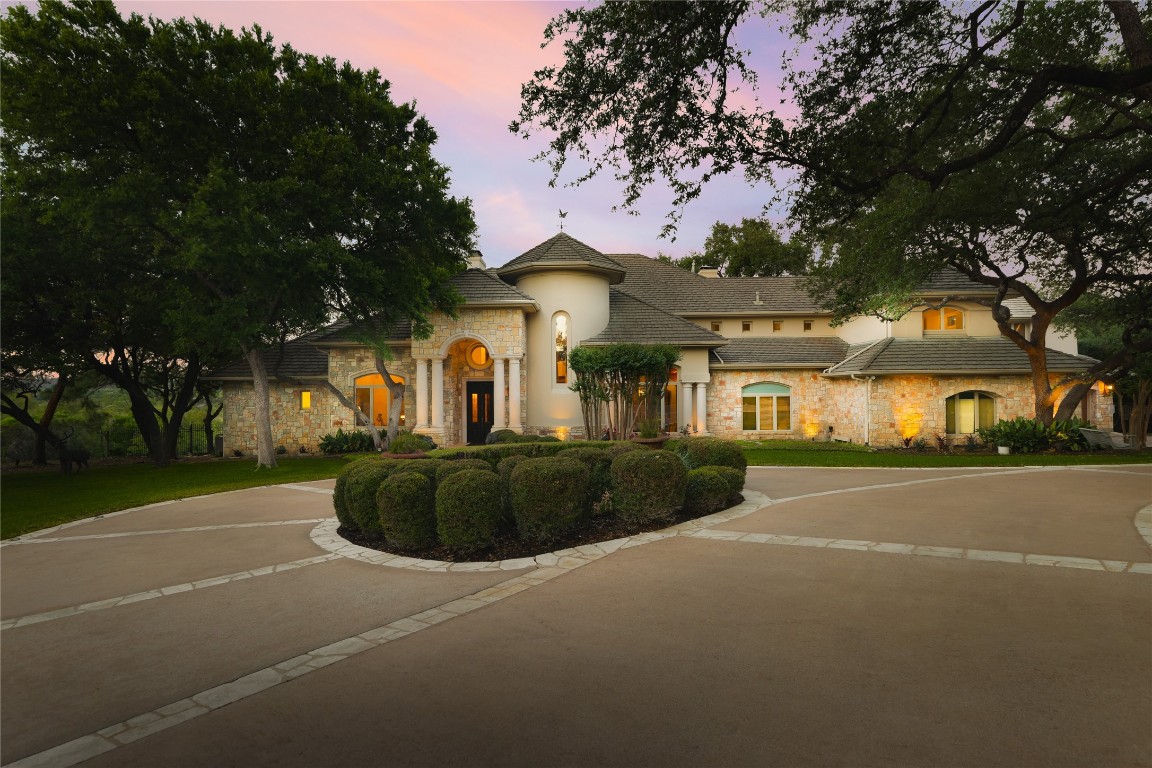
[670,437,748,475]
[709,466,746,500]
[377,471,437,550]
[556,447,613,509]
[343,460,396,536]
[436,469,504,552]
[510,457,590,542]
[437,458,495,482]
[333,458,379,531]
[684,467,732,515]
[610,450,686,523]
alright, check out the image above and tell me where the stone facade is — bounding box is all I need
[706,369,867,443]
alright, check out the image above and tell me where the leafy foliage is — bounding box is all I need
[510,457,590,543]
[568,343,681,438]
[377,471,437,550]
[319,429,377,455]
[435,470,504,553]
[609,450,686,523]
[977,417,1094,454]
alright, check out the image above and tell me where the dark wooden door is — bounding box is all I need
[465,381,494,445]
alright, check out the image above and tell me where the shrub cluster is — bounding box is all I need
[333,438,747,557]
[978,417,1093,454]
[485,429,561,445]
[670,437,748,475]
[319,428,376,454]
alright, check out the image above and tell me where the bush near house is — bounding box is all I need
[670,437,748,476]
[610,450,687,523]
[343,461,396,535]
[510,457,590,542]
[436,458,495,482]
[978,417,1093,454]
[684,467,732,515]
[377,471,437,550]
[709,466,746,501]
[319,428,376,454]
[333,457,383,531]
[436,469,504,553]
[553,447,613,508]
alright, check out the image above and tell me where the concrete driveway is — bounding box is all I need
[2,465,1150,767]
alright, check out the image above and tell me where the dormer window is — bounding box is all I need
[923,307,965,332]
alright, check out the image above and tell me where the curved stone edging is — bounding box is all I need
[309,491,772,572]
[1136,504,1152,550]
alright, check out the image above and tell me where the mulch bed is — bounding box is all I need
[339,495,743,563]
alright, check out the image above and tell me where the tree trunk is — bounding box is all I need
[1054,381,1093,422]
[243,346,278,469]
[32,376,68,465]
[316,381,383,450]
[1131,379,1151,448]
[1,391,68,454]
[375,356,405,446]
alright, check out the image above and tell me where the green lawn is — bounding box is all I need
[744,441,1152,468]
[1,456,351,539]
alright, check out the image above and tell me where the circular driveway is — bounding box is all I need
[2,465,1150,767]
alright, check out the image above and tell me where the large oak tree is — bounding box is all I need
[3,1,475,467]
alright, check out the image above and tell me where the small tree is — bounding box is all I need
[569,344,680,438]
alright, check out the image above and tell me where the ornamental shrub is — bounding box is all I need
[708,466,746,501]
[556,447,613,506]
[388,432,429,454]
[497,454,530,520]
[602,441,643,460]
[510,457,590,542]
[610,450,686,523]
[485,429,518,444]
[436,469,504,553]
[333,458,381,531]
[343,460,396,535]
[684,467,731,515]
[978,417,1050,454]
[675,437,748,475]
[319,428,376,454]
[437,458,495,482]
[377,471,437,550]
[434,441,571,467]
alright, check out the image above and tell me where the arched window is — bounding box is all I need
[742,382,791,431]
[946,390,995,434]
[554,312,569,384]
[354,373,406,427]
[923,307,965,332]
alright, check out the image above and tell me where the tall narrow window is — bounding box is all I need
[554,312,569,384]
[945,391,995,434]
[354,373,406,427]
[741,382,792,431]
[300,391,312,410]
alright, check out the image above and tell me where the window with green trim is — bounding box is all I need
[741,382,791,431]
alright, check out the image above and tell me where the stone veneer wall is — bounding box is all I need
[704,370,1114,448]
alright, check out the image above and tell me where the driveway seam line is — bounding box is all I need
[5,519,330,545]
[2,553,609,768]
[0,554,342,632]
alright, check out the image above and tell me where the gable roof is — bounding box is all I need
[581,288,727,347]
[450,268,538,309]
[206,332,332,381]
[823,336,1095,376]
[710,337,850,368]
[916,270,1002,295]
[498,232,625,284]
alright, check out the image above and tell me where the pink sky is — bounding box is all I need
[9,1,795,265]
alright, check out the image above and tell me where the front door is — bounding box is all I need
[465,380,494,445]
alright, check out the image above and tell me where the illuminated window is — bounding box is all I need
[354,373,406,427]
[772,320,782,332]
[554,312,569,384]
[1011,322,1027,335]
[467,342,491,368]
[741,382,791,431]
[300,391,312,410]
[945,391,995,434]
[741,321,752,332]
[803,320,813,332]
[923,307,965,332]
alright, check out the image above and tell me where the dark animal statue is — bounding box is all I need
[59,446,91,473]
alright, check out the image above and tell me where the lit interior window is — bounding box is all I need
[300,391,312,410]
[354,373,406,427]
[923,307,964,331]
[554,313,569,384]
[468,343,491,368]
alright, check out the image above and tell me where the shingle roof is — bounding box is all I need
[1002,297,1034,319]
[607,253,825,314]
[581,289,727,347]
[709,337,850,367]
[916,270,1001,294]
[450,268,538,307]
[206,334,331,380]
[824,336,1095,376]
[498,232,625,283]
[309,319,411,346]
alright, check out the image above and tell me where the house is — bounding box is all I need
[206,232,1111,451]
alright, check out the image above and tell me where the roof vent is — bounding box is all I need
[467,250,486,269]
[753,291,764,305]
[697,266,720,278]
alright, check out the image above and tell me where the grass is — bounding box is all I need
[743,439,1152,468]
[1,456,352,539]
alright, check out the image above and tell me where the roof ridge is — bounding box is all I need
[824,337,891,374]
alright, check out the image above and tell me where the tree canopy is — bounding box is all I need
[660,218,812,276]
[2,0,475,467]
[514,0,1152,423]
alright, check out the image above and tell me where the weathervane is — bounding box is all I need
[558,209,568,231]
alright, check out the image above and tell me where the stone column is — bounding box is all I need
[679,381,693,432]
[508,357,522,431]
[493,357,506,430]
[694,381,708,435]
[431,357,445,429]
[414,358,429,429]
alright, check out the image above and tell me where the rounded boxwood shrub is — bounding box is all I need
[709,465,746,500]
[388,432,429,454]
[675,437,747,476]
[510,457,590,542]
[343,460,396,536]
[377,471,437,550]
[556,447,613,508]
[602,441,643,460]
[684,467,732,515]
[485,429,518,444]
[610,450,687,523]
[437,458,495,482]
[333,459,379,532]
[436,469,504,553]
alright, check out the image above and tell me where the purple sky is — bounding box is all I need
[8,1,796,265]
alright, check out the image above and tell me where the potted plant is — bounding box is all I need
[631,418,667,449]
[381,431,431,459]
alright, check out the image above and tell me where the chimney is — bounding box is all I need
[697,265,720,278]
[467,250,486,269]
